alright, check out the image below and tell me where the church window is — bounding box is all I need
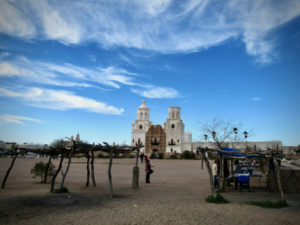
[132,139,134,143]
[171,124,175,128]
[177,139,179,143]
[138,138,141,144]
[171,148,173,153]
[139,125,143,129]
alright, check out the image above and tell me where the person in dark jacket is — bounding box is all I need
[145,159,153,183]
[140,152,144,163]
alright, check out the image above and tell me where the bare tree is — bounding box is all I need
[201,118,245,190]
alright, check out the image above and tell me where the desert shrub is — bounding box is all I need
[205,193,229,204]
[31,161,55,183]
[181,151,196,159]
[246,200,287,208]
[53,186,69,193]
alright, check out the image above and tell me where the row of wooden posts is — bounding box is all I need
[1,140,142,197]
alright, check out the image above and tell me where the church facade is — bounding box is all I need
[131,100,192,154]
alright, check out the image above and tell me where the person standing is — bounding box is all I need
[212,160,218,189]
[140,152,144,163]
[145,159,152,183]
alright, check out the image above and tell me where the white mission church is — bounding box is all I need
[131,100,192,155]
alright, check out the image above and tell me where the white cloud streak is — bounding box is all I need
[0,57,180,99]
[0,87,124,115]
[250,97,263,101]
[131,86,179,99]
[0,114,41,125]
[0,0,299,63]
[0,57,136,89]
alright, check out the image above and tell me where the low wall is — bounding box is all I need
[268,168,300,193]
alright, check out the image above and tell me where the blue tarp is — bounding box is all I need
[219,148,265,158]
[219,148,245,157]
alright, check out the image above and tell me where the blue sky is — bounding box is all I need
[0,0,299,146]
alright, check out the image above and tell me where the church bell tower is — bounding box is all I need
[131,100,152,152]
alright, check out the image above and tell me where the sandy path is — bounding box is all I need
[1,158,300,225]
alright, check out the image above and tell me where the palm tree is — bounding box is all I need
[233,128,238,141]
[212,131,216,139]
[243,131,248,141]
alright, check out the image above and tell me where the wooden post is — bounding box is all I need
[218,154,224,190]
[60,144,74,190]
[222,157,226,191]
[43,154,53,184]
[272,157,287,205]
[200,148,216,196]
[1,144,18,189]
[50,145,64,193]
[91,148,96,187]
[108,144,114,197]
[86,149,90,187]
[230,159,234,176]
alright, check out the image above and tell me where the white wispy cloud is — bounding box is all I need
[0,57,180,99]
[0,57,136,89]
[250,97,263,101]
[0,62,21,76]
[0,52,10,59]
[1,0,299,63]
[0,114,41,125]
[131,86,179,99]
[0,0,36,38]
[0,87,124,115]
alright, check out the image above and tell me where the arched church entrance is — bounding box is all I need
[151,149,158,159]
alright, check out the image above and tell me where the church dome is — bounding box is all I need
[138,100,149,109]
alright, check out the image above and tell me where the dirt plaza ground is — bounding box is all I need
[1,158,300,225]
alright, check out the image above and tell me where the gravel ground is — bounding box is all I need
[1,158,300,225]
